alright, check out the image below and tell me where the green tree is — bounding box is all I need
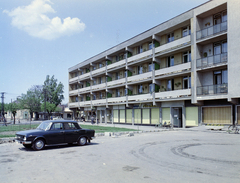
[19,85,42,120]
[6,102,19,124]
[42,75,64,118]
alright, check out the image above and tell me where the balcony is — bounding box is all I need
[155,62,191,78]
[91,83,106,91]
[128,93,153,102]
[127,71,152,84]
[92,98,106,106]
[128,49,152,64]
[107,96,126,104]
[196,21,227,40]
[197,84,228,96]
[92,67,105,76]
[155,89,191,99]
[107,60,125,71]
[69,89,78,96]
[155,35,191,56]
[196,53,227,69]
[107,78,125,88]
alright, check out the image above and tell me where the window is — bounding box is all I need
[116,72,119,80]
[148,63,153,72]
[214,41,227,55]
[149,84,154,93]
[64,123,78,130]
[93,80,96,85]
[138,65,143,74]
[75,96,78,102]
[99,92,102,99]
[99,77,102,84]
[93,94,96,100]
[138,84,143,94]
[167,56,174,67]
[214,70,228,84]
[51,123,63,130]
[167,79,174,91]
[214,10,227,24]
[137,45,143,54]
[183,76,191,89]
[99,63,102,68]
[183,51,191,63]
[116,89,120,97]
[183,26,191,37]
[167,33,174,43]
[149,42,154,50]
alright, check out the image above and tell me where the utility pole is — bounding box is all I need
[1,92,6,125]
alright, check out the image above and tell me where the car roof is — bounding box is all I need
[44,120,77,123]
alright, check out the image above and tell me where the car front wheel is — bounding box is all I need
[33,139,45,150]
[78,136,87,146]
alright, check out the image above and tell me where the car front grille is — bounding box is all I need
[16,135,24,141]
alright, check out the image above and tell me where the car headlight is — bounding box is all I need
[23,136,27,141]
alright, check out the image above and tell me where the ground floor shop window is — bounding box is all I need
[162,108,170,124]
[186,107,198,126]
[202,106,231,124]
[237,106,240,125]
[134,109,141,124]
[151,108,159,124]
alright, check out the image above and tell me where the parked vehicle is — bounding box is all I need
[14,120,95,150]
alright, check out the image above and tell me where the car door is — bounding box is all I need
[45,122,65,144]
[63,122,81,143]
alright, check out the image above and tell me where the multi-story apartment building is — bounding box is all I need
[68,0,240,128]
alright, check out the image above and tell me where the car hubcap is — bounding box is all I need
[80,137,86,145]
[36,140,44,149]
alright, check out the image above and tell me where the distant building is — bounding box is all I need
[68,0,240,127]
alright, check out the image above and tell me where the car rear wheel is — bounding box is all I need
[33,139,45,150]
[78,137,87,146]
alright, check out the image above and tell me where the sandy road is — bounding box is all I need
[0,130,239,183]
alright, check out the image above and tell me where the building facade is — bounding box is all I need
[68,0,240,127]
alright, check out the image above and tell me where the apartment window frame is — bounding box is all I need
[182,26,191,37]
[116,89,120,97]
[214,70,228,85]
[137,45,143,54]
[183,51,191,63]
[148,42,154,50]
[167,56,174,67]
[214,40,227,55]
[138,84,143,94]
[183,76,191,89]
[167,33,174,43]
[116,72,120,80]
[138,65,143,74]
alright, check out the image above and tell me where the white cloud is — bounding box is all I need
[3,0,86,40]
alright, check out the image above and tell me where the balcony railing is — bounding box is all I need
[196,53,227,68]
[196,21,227,40]
[197,84,228,96]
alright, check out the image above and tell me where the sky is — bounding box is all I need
[0,0,208,104]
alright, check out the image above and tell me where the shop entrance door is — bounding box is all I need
[173,108,182,128]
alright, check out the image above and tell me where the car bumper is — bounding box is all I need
[14,139,32,145]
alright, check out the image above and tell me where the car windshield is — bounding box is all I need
[37,121,52,130]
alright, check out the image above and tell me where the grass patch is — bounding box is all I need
[0,124,39,133]
[0,134,16,138]
[80,124,138,133]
